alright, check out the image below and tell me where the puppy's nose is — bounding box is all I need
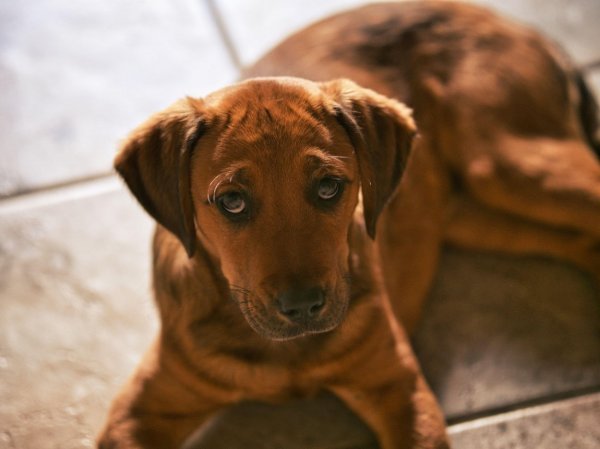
[277,287,325,322]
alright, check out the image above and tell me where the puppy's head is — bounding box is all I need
[115,77,415,340]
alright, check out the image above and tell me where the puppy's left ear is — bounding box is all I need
[115,98,206,257]
[321,79,417,238]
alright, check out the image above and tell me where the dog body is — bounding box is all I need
[98,2,600,449]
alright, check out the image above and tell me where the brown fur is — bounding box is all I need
[98,1,600,449]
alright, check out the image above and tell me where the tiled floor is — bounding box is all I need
[1,1,599,448]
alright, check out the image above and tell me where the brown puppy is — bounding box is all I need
[98,77,447,449]
[98,1,600,449]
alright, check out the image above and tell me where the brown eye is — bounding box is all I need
[318,178,341,200]
[218,192,246,215]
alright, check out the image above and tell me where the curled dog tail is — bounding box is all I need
[574,70,600,159]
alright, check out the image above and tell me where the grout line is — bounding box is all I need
[0,172,115,202]
[448,390,600,434]
[447,385,600,431]
[0,174,121,215]
[203,0,244,72]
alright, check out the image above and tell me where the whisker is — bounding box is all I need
[206,175,224,204]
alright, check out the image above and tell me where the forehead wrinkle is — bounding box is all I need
[212,88,335,166]
[247,89,333,141]
[304,148,351,176]
[276,100,332,147]
[213,103,252,157]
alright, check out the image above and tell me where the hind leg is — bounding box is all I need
[463,135,600,237]
[445,195,600,280]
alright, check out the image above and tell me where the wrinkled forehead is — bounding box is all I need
[200,79,355,174]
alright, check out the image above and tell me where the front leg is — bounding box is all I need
[332,380,448,449]
[97,341,225,449]
[327,309,449,449]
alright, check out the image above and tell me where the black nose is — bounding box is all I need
[277,287,326,322]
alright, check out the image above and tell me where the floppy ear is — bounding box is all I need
[321,79,417,238]
[114,97,206,257]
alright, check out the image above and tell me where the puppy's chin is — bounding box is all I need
[237,298,349,342]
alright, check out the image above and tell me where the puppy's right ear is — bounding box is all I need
[115,98,206,257]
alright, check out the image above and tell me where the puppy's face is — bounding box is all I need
[115,77,415,341]
[191,81,359,340]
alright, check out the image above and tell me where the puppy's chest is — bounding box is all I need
[187,324,338,395]
[210,343,339,401]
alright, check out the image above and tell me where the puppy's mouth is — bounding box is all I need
[232,288,349,341]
